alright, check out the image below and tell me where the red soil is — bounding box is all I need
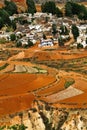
[73,79,87,92]
[23,50,87,61]
[0,62,6,67]
[0,64,15,73]
[12,0,27,12]
[0,93,35,117]
[1,40,87,116]
[36,78,65,96]
[0,74,55,96]
[0,73,56,116]
[36,4,41,12]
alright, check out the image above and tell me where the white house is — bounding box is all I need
[39,39,54,47]
[77,34,87,48]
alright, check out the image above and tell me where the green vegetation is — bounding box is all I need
[65,1,87,20]
[41,1,56,15]
[14,17,29,25]
[0,17,4,29]
[28,39,33,47]
[26,0,36,15]
[0,9,11,29]
[0,126,6,130]
[58,36,64,46]
[16,39,33,48]
[60,25,69,35]
[64,79,75,88]
[71,24,79,40]
[31,56,87,75]
[77,43,83,49]
[33,66,47,73]
[16,41,22,48]
[0,38,7,44]
[23,39,33,48]
[4,0,17,16]
[65,2,73,17]
[11,20,17,31]
[10,34,16,41]
[43,33,47,39]
[0,124,27,130]
[18,112,23,125]
[41,1,62,17]
[0,63,9,71]
[0,1,17,30]
[52,23,58,36]
[56,7,63,17]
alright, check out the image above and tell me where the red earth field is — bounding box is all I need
[0,73,56,116]
[1,46,87,116]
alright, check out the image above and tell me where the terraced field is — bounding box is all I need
[1,40,87,118]
[36,77,65,96]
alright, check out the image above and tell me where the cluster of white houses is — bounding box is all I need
[77,25,87,48]
[0,12,87,48]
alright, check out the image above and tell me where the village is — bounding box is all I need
[1,0,87,129]
[0,11,87,50]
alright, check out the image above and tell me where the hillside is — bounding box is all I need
[0,0,87,129]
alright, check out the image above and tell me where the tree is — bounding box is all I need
[71,24,79,40]
[78,4,87,20]
[65,2,72,17]
[0,17,4,29]
[41,1,56,15]
[65,1,87,20]
[71,2,81,15]
[16,41,22,47]
[0,126,6,130]
[11,20,17,30]
[52,23,57,36]
[10,34,16,41]
[7,124,27,130]
[86,38,87,44]
[56,7,63,17]
[43,33,47,39]
[77,43,83,49]
[19,112,23,124]
[19,124,27,130]
[4,0,17,16]
[0,9,11,25]
[28,39,33,47]
[58,35,64,46]
[45,16,49,23]
[26,0,36,15]
[60,25,69,35]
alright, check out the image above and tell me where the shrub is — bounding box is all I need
[77,43,83,49]
[4,0,17,16]
[16,41,22,47]
[71,24,79,40]
[64,79,75,88]
[26,0,36,15]
[10,34,16,41]
[0,63,9,71]
[58,36,64,46]
[28,39,33,47]
[0,38,7,44]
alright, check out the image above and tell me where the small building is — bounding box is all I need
[39,39,54,47]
